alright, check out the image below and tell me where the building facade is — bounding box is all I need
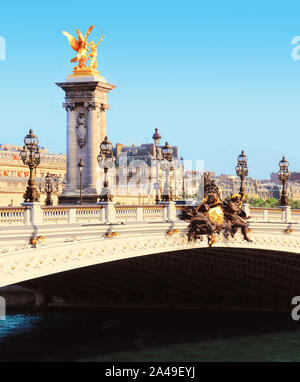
[0,144,66,206]
[112,143,184,204]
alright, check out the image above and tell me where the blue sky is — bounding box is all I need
[1,0,300,179]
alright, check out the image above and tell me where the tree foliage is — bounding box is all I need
[248,196,300,209]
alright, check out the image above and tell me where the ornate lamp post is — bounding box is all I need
[39,172,59,206]
[20,129,41,203]
[160,142,174,202]
[278,156,290,206]
[77,158,85,205]
[180,156,185,200]
[235,150,248,200]
[97,136,115,202]
[171,158,181,201]
[152,128,162,204]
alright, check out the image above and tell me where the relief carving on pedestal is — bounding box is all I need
[76,111,88,148]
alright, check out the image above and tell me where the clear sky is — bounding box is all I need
[1,0,300,179]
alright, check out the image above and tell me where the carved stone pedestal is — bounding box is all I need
[97,201,116,224]
[21,202,43,226]
[158,201,176,222]
[56,76,115,205]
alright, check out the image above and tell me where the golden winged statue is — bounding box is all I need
[62,26,94,70]
[62,25,105,77]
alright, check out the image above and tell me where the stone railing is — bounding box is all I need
[291,209,300,223]
[115,204,166,222]
[143,205,166,221]
[115,206,139,222]
[249,206,291,223]
[42,205,105,224]
[75,206,105,223]
[0,206,27,225]
[1,202,300,227]
[42,206,69,224]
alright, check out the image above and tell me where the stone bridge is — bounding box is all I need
[1,203,300,310]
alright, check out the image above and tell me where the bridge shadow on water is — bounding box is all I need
[1,307,300,361]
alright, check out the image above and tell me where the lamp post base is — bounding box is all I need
[161,195,171,202]
[23,184,40,203]
[98,194,113,202]
[98,186,113,202]
[280,194,289,206]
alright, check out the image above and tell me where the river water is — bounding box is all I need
[0,308,300,362]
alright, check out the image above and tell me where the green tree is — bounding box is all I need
[248,197,300,209]
[264,198,278,208]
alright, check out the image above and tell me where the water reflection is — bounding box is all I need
[0,313,42,339]
[0,309,300,362]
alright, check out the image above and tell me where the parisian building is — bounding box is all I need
[0,143,66,206]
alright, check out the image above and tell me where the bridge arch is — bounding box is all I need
[1,229,299,311]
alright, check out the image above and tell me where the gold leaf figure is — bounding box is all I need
[62,25,105,77]
[88,34,105,71]
[208,206,224,226]
[62,26,94,70]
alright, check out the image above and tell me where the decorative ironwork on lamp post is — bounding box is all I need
[77,158,85,205]
[160,141,174,202]
[278,156,290,206]
[39,172,59,206]
[235,150,248,201]
[97,136,115,202]
[20,129,41,203]
[152,128,162,204]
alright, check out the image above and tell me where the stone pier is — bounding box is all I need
[56,76,115,205]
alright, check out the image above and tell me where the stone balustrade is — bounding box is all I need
[42,205,105,225]
[0,203,299,227]
[75,206,105,223]
[0,206,27,225]
[249,206,291,223]
[115,205,167,222]
[115,206,140,222]
[143,205,167,221]
[42,206,69,224]
[291,209,300,223]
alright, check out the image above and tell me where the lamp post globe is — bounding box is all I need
[161,141,173,162]
[24,129,39,152]
[100,136,113,156]
[152,128,161,146]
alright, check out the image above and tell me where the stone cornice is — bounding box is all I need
[56,81,116,94]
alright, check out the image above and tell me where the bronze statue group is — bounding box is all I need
[180,173,252,246]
